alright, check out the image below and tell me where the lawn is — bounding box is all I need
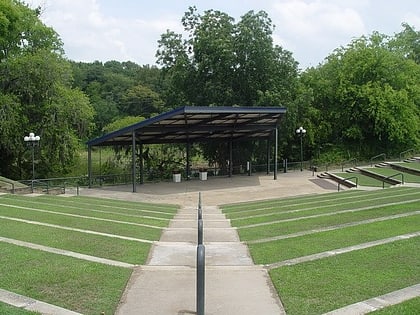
[364,167,420,183]
[333,172,392,187]
[0,194,178,315]
[270,238,420,315]
[221,187,420,314]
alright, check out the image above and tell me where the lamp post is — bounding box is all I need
[296,126,306,171]
[24,132,40,180]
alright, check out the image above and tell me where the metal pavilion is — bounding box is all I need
[86,106,287,192]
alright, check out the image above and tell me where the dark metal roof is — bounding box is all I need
[87,106,287,147]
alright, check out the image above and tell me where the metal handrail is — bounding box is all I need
[196,192,205,315]
[341,158,358,171]
[338,176,358,192]
[399,149,414,161]
[382,173,404,189]
[370,153,386,166]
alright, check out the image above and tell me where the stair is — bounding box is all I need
[317,172,357,189]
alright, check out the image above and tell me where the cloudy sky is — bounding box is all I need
[24,0,420,69]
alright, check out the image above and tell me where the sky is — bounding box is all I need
[24,0,420,69]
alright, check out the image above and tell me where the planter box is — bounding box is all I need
[173,173,181,183]
[199,171,207,181]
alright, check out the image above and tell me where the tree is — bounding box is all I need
[301,30,420,160]
[156,7,299,169]
[120,84,164,117]
[0,0,95,178]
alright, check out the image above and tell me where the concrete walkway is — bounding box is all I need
[115,204,285,315]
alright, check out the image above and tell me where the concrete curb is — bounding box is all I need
[323,283,420,314]
[0,288,83,315]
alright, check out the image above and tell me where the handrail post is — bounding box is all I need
[198,219,203,245]
[196,191,205,315]
[197,244,205,315]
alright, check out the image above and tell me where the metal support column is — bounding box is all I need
[266,137,270,174]
[274,128,278,180]
[132,131,136,193]
[186,142,191,180]
[139,142,144,185]
[229,140,233,177]
[88,145,92,188]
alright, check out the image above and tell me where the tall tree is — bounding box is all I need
[0,0,95,178]
[156,7,299,169]
[302,29,420,159]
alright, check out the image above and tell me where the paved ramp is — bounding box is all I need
[115,205,285,315]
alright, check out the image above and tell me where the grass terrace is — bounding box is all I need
[0,194,178,315]
[364,167,420,183]
[333,172,392,187]
[221,187,420,314]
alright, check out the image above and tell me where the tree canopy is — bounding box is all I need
[302,29,420,160]
[0,0,94,178]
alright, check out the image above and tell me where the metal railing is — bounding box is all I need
[370,153,386,166]
[338,176,358,192]
[341,158,358,172]
[196,192,205,315]
[382,173,404,189]
[399,149,415,161]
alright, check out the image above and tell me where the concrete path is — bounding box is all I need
[115,204,286,315]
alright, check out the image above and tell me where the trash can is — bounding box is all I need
[173,173,181,183]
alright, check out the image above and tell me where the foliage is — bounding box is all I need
[102,116,145,134]
[156,6,300,169]
[0,0,95,179]
[70,60,165,135]
[301,29,420,159]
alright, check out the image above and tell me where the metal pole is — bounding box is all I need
[300,134,303,171]
[87,150,92,187]
[266,137,270,175]
[198,219,203,245]
[274,128,278,180]
[132,131,136,193]
[31,144,35,180]
[197,244,205,315]
[139,142,144,185]
[229,140,233,177]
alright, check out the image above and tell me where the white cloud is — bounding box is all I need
[271,0,366,67]
[24,0,420,69]
[27,0,181,65]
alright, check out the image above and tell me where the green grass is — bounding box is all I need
[222,187,420,314]
[371,297,420,314]
[0,243,132,315]
[270,238,420,315]
[248,214,420,264]
[222,189,365,213]
[0,201,163,241]
[0,195,170,227]
[334,172,391,187]
[222,187,417,217]
[0,194,179,314]
[229,190,420,226]
[399,161,420,170]
[0,302,39,315]
[237,201,420,241]
[0,219,150,264]
[365,167,420,183]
